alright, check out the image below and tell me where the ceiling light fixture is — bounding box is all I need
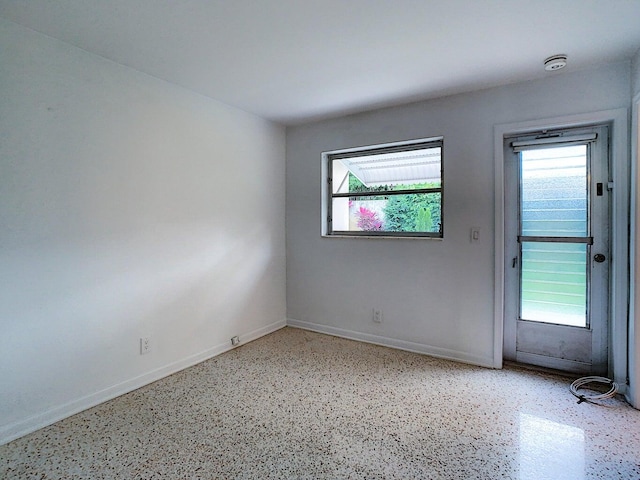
[544,54,568,71]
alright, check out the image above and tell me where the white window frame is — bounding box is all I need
[322,137,444,238]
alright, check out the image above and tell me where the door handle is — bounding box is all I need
[593,253,606,263]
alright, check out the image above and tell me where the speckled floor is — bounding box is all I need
[2,327,639,479]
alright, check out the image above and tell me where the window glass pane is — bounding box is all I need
[332,160,351,194]
[327,138,443,237]
[332,193,441,233]
[332,146,441,194]
[331,197,350,231]
[520,242,587,327]
[520,146,587,237]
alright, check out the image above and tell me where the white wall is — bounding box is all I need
[0,18,286,444]
[286,63,630,369]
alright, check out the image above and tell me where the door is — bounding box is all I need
[504,125,610,375]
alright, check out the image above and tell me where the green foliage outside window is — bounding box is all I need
[348,174,387,193]
[384,192,440,232]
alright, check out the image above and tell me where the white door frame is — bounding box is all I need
[494,109,629,393]
[630,94,640,408]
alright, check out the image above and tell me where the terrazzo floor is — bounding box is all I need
[1,327,639,479]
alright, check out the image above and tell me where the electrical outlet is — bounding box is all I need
[470,227,480,243]
[373,308,383,323]
[140,337,151,355]
[231,336,240,346]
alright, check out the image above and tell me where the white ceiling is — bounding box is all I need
[2,0,640,125]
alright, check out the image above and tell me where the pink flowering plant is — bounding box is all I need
[356,206,383,231]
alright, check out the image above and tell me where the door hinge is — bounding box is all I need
[607,181,614,191]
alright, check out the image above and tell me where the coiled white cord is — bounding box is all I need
[570,376,618,404]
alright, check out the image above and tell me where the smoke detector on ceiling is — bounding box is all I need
[544,54,568,71]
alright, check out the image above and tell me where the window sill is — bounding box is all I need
[322,234,443,241]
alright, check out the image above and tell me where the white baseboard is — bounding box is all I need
[0,319,286,446]
[286,318,494,368]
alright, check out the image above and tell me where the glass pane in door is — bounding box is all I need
[519,145,589,327]
[521,146,587,237]
[520,242,587,327]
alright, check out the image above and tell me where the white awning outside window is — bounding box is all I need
[338,146,441,187]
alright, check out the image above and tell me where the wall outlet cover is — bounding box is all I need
[140,337,151,355]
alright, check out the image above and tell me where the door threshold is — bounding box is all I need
[503,360,580,380]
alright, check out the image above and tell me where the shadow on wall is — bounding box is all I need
[0,223,276,427]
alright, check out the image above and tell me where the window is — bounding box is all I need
[324,137,443,238]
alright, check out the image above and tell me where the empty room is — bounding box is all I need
[2,1,640,478]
